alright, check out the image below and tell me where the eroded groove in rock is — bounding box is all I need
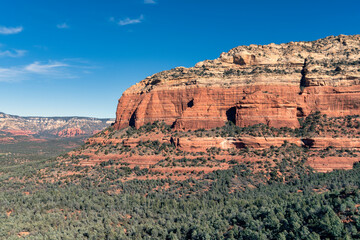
[300,58,308,92]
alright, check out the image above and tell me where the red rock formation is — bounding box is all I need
[114,35,360,131]
[174,136,360,152]
[76,35,360,175]
[86,136,169,147]
[301,137,360,149]
[114,85,360,130]
[87,134,360,153]
[74,133,360,174]
[307,157,359,173]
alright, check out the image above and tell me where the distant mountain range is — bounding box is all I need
[0,112,114,138]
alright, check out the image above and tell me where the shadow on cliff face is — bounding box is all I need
[297,107,306,117]
[233,141,246,149]
[129,112,136,127]
[226,107,236,125]
[187,99,194,108]
[299,58,308,93]
[302,138,315,148]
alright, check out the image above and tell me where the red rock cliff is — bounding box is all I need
[114,35,360,130]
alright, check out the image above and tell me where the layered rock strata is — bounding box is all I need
[87,135,360,152]
[114,35,360,130]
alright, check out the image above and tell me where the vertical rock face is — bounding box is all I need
[114,35,360,130]
[235,86,300,128]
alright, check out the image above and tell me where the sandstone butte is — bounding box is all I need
[114,34,360,131]
[66,35,360,174]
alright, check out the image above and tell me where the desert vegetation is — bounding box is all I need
[2,114,360,238]
[2,142,360,239]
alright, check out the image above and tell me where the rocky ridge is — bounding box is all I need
[0,112,114,138]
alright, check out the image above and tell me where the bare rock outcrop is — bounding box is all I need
[114,35,360,130]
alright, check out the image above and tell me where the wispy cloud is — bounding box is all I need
[25,61,68,74]
[0,61,69,82]
[118,15,144,26]
[144,0,156,4]
[0,67,24,82]
[56,23,69,29]
[0,26,23,35]
[0,59,94,82]
[0,49,26,58]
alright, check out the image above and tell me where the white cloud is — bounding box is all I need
[0,49,26,58]
[57,23,69,29]
[0,26,23,35]
[25,61,68,74]
[118,15,144,26]
[144,0,156,4]
[0,60,94,82]
[0,67,24,82]
[0,62,68,82]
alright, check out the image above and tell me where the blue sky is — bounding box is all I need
[0,0,359,118]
